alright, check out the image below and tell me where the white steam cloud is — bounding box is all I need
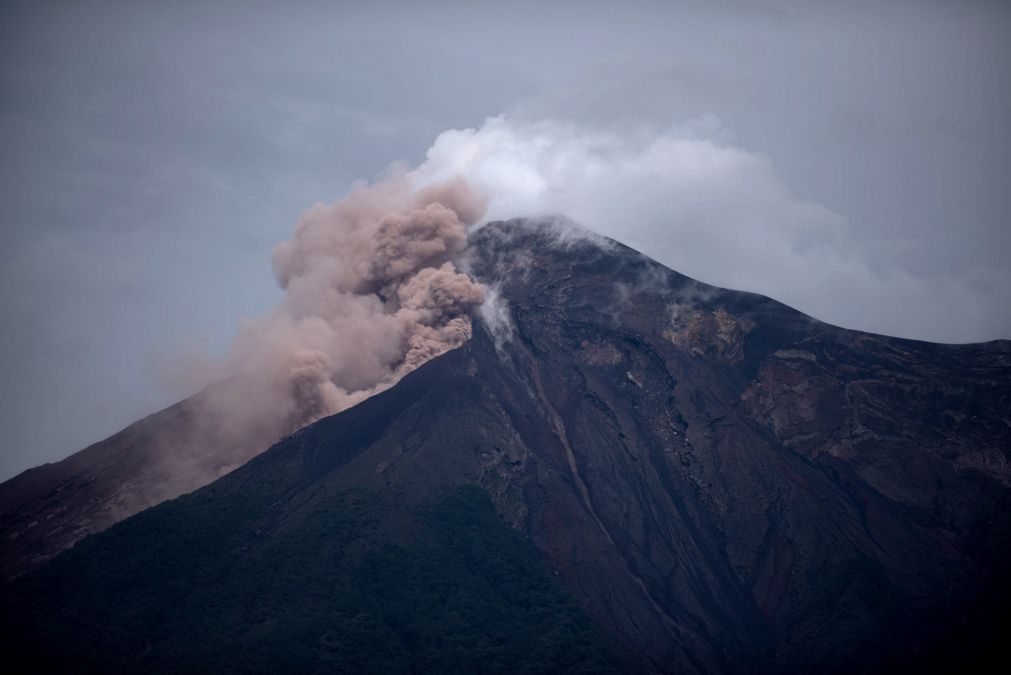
[413,115,996,343]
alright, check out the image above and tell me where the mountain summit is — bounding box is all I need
[3,219,1010,672]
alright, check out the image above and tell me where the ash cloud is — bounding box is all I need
[174,173,488,483]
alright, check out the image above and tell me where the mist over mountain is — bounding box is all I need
[3,218,1008,673]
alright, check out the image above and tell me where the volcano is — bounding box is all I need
[2,219,1009,672]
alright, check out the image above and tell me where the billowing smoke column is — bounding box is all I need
[198,175,488,462]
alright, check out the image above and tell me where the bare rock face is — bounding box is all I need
[664,307,754,364]
[2,218,1009,673]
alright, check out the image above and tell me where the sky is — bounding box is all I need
[1,0,1009,479]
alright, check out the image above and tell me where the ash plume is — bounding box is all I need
[171,174,488,485]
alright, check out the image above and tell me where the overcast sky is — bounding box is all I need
[1,0,1009,479]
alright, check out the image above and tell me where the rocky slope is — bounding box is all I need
[3,218,1009,672]
[464,220,1011,670]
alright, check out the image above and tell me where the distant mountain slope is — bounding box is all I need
[3,219,1009,672]
[0,377,292,580]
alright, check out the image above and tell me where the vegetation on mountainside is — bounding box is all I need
[1,485,612,674]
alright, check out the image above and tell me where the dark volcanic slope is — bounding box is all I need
[4,219,1010,673]
[464,221,1011,671]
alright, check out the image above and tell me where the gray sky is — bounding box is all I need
[1,0,1009,480]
